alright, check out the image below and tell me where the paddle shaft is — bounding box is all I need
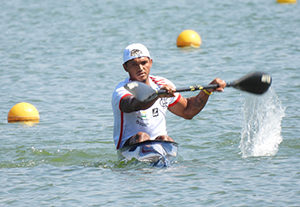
[157,71,272,95]
[157,82,234,94]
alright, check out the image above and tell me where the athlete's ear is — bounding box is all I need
[149,58,153,67]
[123,63,128,72]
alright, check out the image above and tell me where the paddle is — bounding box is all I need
[124,71,272,102]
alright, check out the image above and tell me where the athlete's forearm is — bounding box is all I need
[120,95,158,113]
[184,91,210,119]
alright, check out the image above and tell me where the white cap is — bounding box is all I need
[123,43,151,64]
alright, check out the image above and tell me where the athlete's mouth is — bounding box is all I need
[137,72,146,77]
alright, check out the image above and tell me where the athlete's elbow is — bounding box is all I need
[182,114,195,120]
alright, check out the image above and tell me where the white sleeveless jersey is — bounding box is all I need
[112,75,181,149]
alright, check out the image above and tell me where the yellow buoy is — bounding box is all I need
[277,0,296,3]
[177,30,202,48]
[8,102,40,123]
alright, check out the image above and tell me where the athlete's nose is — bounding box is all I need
[138,64,143,70]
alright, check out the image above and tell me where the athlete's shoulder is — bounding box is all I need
[114,78,130,91]
[112,78,131,103]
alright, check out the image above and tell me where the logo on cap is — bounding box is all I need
[130,49,142,57]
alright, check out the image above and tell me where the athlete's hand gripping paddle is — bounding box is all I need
[124,71,272,102]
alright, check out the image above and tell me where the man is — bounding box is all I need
[112,43,226,150]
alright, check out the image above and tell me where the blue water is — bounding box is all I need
[1,0,299,206]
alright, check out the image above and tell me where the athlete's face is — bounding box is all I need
[123,57,152,83]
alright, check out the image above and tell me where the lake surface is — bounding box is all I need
[1,0,299,206]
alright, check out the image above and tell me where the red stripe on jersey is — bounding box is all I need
[117,93,131,149]
[116,111,124,149]
[150,76,167,86]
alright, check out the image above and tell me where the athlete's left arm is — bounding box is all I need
[168,91,210,120]
[168,78,226,119]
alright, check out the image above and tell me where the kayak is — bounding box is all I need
[118,140,178,167]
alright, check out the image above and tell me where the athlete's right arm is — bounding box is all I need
[120,95,158,113]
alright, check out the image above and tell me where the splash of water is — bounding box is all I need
[239,88,285,158]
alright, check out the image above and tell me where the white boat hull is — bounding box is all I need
[118,140,178,167]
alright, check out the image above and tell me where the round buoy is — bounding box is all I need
[277,0,296,3]
[8,102,40,123]
[176,30,202,48]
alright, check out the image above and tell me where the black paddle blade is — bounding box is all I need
[229,72,272,95]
